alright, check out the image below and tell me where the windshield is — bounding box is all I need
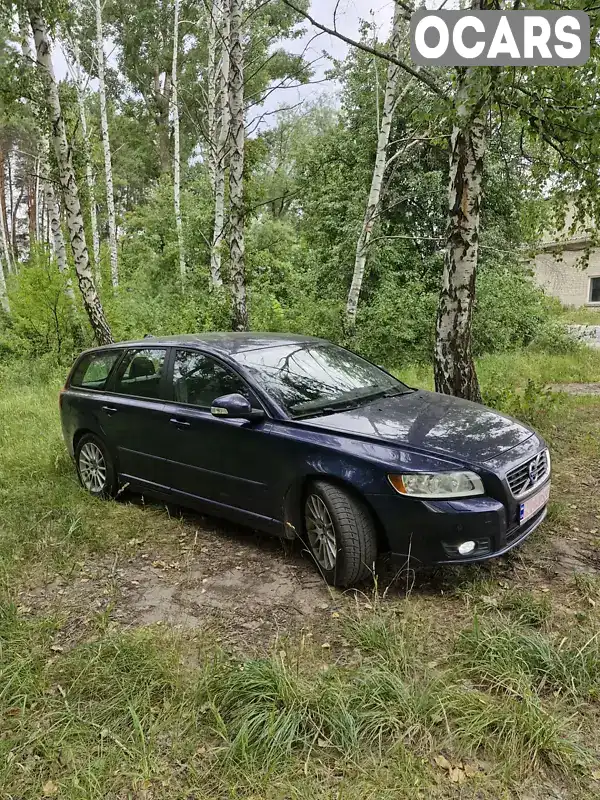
[233,343,410,418]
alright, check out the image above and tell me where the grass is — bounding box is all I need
[397,347,600,391]
[2,354,600,797]
[559,307,600,326]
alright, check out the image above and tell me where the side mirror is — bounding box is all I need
[210,393,264,421]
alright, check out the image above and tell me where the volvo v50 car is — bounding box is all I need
[60,334,551,586]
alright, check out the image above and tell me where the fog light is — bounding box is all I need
[458,541,476,556]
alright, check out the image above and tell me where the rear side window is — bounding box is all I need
[70,350,122,391]
[113,348,167,399]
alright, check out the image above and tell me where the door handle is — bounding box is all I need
[102,406,118,416]
[169,418,191,428]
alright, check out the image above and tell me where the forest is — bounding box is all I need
[0,0,599,397]
[2,1,600,798]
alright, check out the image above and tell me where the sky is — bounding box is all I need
[49,0,397,132]
[254,0,396,121]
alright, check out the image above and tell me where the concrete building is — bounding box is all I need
[533,209,600,308]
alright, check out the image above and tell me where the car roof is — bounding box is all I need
[87,332,329,356]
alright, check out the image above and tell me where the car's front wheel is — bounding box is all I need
[304,481,378,587]
[75,433,118,499]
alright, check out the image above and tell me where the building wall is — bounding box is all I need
[533,248,600,307]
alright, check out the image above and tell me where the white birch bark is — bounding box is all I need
[28,1,113,345]
[171,0,186,283]
[19,10,34,61]
[207,0,218,194]
[0,255,9,314]
[41,139,75,300]
[0,199,12,276]
[434,78,486,402]
[210,0,229,289]
[345,3,404,329]
[95,0,119,287]
[228,0,247,329]
[34,152,40,241]
[72,37,102,286]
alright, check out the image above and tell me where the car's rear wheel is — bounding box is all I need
[304,481,378,587]
[75,434,117,499]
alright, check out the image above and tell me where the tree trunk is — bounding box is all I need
[72,37,102,287]
[27,171,37,247]
[0,255,9,314]
[434,76,486,402]
[210,0,230,289]
[171,0,186,284]
[346,2,404,329]
[0,148,13,275]
[11,185,24,260]
[155,68,172,175]
[228,0,248,330]
[28,1,113,345]
[207,0,218,194]
[95,0,119,288]
[41,138,74,301]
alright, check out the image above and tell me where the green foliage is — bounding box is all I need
[483,379,559,429]
[473,266,553,355]
[2,258,87,362]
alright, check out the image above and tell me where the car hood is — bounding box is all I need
[303,389,534,464]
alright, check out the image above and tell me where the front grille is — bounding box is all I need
[507,450,550,498]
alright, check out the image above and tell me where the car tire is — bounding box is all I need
[304,481,378,587]
[75,433,118,499]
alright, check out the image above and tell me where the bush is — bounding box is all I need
[353,277,437,365]
[472,266,554,356]
[483,378,559,428]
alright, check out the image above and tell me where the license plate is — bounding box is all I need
[520,483,551,524]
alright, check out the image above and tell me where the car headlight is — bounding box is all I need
[388,471,485,499]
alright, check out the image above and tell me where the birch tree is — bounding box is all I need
[207,0,219,195]
[95,0,119,287]
[210,0,229,289]
[28,0,113,345]
[0,181,12,275]
[41,138,75,300]
[228,0,248,329]
[345,2,404,330]
[71,36,102,286]
[170,0,186,283]
[434,74,489,402]
[0,255,9,314]
[0,148,12,274]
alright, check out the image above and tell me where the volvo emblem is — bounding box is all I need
[528,455,542,485]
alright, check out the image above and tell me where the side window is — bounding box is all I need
[173,350,254,408]
[590,277,600,304]
[70,350,121,391]
[113,349,167,400]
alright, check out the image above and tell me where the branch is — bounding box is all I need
[279,0,449,100]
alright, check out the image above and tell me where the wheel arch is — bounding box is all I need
[283,473,389,552]
[73,428,96,453]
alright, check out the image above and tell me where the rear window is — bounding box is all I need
[70,351,122,391]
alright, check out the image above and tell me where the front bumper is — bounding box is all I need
[368,482,549,566]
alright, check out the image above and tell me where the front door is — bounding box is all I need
[101,347,171,492]
[162,349,280,528]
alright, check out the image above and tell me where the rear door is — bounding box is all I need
[100,346,172,492]
[162,348,280,528]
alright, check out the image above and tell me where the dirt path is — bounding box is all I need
[549,382,600,395]
[19,507,340,653]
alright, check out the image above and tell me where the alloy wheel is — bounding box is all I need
[78,442,107,493]
[305,494,337,571]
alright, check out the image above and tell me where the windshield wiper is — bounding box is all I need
[294,387,413,419]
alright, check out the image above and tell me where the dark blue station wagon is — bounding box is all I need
[60,333,551,586]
